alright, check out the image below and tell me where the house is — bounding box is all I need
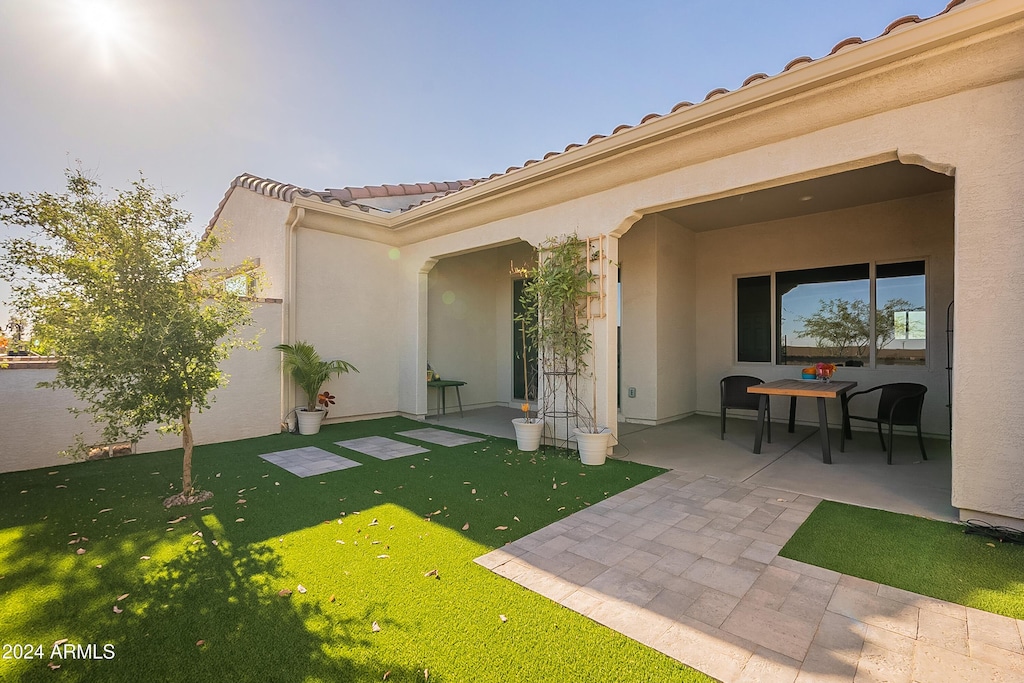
[6,0,1019,526]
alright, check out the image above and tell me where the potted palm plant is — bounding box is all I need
[274,341,358,435]
[520,234,610,464]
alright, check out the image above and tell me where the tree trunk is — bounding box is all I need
[181,405,194,493]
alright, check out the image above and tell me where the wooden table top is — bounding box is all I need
[747,378,857,399]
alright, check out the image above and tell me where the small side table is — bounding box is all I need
[427,379,466,418]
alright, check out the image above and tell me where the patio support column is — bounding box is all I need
[595,236,619,448]
[416,259,438,418]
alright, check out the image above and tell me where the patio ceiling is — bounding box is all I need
[660,161,954,232]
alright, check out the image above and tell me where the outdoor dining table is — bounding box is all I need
[747,379,857,464]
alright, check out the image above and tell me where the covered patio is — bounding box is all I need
[432,406,954,521]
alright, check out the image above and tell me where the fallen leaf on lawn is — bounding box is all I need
[98,508,113,513]
[76,548,86,555]
[558,507,566,511]
[560,481,567,486]
[215,473,221,478]
[424,668,429,681]
[192,540,200,545]
[471,488,476,494]
[192,530,203,537]
[278,589,292,597]
[56,484,67,489]
[389,525,394,530]
[112,605,123,614]
[53,639,69,647]
[212,540,219,546]
[410,464,415,468]
[336,540,345,544]
[552,483,557,490]
[462,522,470,530]
[578,473,586,476]
[424,568,438,578]
[140,555,150,560]
[169,516,187,524]
[47,662,60,670]
[297,584,307,594]
[513,516,520,522]
[372,540,381,545]
[987,542,996,547]
[238,489,246,494]
[68,538,79,545]
[117,593,129,601]
[274,482,280,486]
[377,554,390,559]
[81,537,88,542]
[369,519,379,526]
[196,640,205,647]
[236,499,246,504]
[500,614,508,623]
[503,491,508,496]
[495,526,508,531]
[429,510,441,516]
[373,490,382,494]
[200,506,213,511]
[95,564,103,568]
[235,518,244,523]
[383,672,390,681]
[123,518,137,523]
[372,621,381,632]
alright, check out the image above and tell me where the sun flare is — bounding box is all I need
[68,0,135,70]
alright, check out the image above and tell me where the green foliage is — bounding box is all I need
[274,340,358,412]
[518,235,601,429]
[0,169,260,496]
[797,296,915,358]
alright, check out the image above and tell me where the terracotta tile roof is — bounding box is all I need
[208,0,968,228]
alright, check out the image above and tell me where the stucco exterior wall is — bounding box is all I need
[693,191,954,435]
[291,228,401,420]
[619,215,697,424]
[209,190,290,299]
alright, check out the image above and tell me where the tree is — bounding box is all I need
[796,298,870,358]
[0,169,260,507]
[797,296,917,358]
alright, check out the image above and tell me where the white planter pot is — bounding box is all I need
[573,428,611,465]
[512,418,544,451]
[296,409,326,435]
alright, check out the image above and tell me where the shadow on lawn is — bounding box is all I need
[0,469,422,682]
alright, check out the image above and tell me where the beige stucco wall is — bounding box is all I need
[291,228,402,420]
[209,189,290,299]
[692,191,954,435]
[425,242,535,413]
[620,215,697,424]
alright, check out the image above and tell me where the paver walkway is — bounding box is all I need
[476,470,1024,682]
[335,436,430,460]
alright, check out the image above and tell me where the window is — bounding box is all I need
[737,276,771,362]
[223,272,253,297]
[736,260,926,367]
[779,264,869,366]
[876,261,926,366]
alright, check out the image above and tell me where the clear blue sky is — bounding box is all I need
[0,0,950,324]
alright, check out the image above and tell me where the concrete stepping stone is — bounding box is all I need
[395,428,485,447]
[335,436,429,460]
[259,446,361,477]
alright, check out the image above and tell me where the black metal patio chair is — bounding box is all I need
[840,382,928,464]
[720,375,770,443]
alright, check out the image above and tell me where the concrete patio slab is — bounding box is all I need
[334,436,429,460]
[258,446,361,477]
[394,428,485,446]
[476,471,1021,682]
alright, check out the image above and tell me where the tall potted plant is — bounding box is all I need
[275,341,358,435]
[520,234,610,464]
[511,311,543,450]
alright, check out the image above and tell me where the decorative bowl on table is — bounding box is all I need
[801,371,816,379]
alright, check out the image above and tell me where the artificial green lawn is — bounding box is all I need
[780,500,1024,620]
[0,417,714,683]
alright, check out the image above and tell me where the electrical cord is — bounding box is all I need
[963,519,1024,545]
